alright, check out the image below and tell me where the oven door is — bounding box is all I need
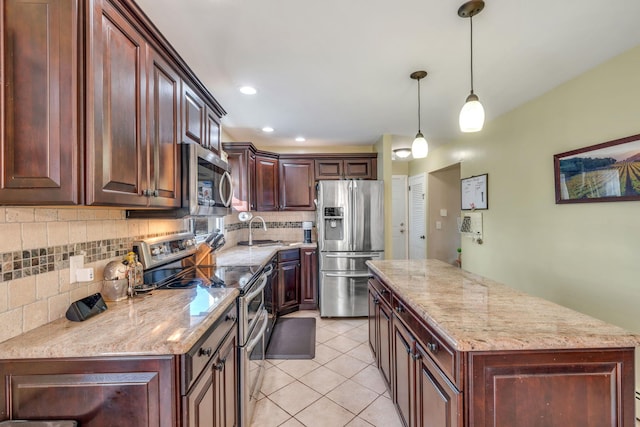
[184,143,232,216]
[238,272,267,343]
[240,308,268,427]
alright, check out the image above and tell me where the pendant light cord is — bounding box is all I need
[469,16,474,94]
[417,77,422,133]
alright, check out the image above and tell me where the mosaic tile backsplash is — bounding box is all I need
[0,207,315,344]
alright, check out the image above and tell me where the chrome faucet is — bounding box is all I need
[248,216,267,246]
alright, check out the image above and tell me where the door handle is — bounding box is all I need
[326,273,371,278]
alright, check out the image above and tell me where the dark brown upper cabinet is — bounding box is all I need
[0,0,81,204]
[0,0,224,208]
[279,159,315,211]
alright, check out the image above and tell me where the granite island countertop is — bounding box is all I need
[0,286,239,359]
[367,259,640,352]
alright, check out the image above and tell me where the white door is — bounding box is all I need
[391,175,408,259]
[409,173,426,259]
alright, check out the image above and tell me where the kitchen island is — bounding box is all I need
[367,259,640,427]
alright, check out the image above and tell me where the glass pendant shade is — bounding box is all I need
[411,132,429,159]
[459,93,485,132]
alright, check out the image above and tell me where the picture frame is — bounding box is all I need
[554,133,640,204]
[461,174,488,210]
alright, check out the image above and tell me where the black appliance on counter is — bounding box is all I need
[132,233,275,427]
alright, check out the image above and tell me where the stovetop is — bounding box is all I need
[143,263,262,292]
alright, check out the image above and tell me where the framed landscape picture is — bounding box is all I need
[554,133,640,204]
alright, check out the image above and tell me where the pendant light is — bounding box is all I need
[458,1,485,133]
[410,71,429,159]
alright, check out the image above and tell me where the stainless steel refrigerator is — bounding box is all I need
[317,180,384,317]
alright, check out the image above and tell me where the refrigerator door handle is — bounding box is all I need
[325,253,381,258]
[325,273,372,278]
[348,180,354,251]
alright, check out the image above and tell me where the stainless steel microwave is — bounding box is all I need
[126,143,232,218]
[184,143,232,216]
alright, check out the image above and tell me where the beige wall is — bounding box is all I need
[427,164,461,265]
[410,45,640,334]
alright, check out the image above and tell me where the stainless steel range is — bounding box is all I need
[133,233,273,427]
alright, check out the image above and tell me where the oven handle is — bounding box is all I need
[244,273,267,303]
[246,310,268,353]
[263,263,274,277]
[325,272,371,278]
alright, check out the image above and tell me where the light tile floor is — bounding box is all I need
[250,310,403,427]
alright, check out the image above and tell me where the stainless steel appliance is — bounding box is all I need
[317,180,384,317]
[127,143,232,218]
[133,233,272,426]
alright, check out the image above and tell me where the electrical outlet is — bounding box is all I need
[69,255,84,284]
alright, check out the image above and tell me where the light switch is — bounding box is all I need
[435,221,442,230]
[440,209,447,217]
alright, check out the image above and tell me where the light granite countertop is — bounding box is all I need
[0,287,239,359]
[367,259,640,352]
[215,241,317,267]
[0,242,316,360]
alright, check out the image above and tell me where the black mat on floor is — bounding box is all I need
[266,317,316,359]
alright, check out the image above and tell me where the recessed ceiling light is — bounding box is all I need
[295,137,306,142]
[262,126,274,133]
[239,86,257,95]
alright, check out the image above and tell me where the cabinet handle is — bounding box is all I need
[225,313,237,322]
[373,298,380,305]
[427,342,439,354]
[395,306,404,313]
[411,352,421,361]
[214,360,225,371]
[153,189,159,197]
[380,289,389,295]
[142,189,152,197]
[198,347,212,357]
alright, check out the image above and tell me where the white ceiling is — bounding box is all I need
[135,0,640,149]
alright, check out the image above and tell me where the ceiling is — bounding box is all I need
[135,0,640,150]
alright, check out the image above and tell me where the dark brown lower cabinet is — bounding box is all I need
[368,283,392,391]
[0,356,176,426]
[183,327,237,427]
[368,274,636,427]
[299,248,318,310]
[276,249,300,315]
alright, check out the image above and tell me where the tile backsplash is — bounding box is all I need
[0,207,189,343]
[0,208,316,344]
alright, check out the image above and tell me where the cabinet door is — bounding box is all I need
[344,158,374,179]
[378,299,392,391]
[1,356,175,426]
[414,343,461,427]
[393,317,415,427]
[278,260,300,314]
[87,0,147,206]
[368,286,379,360]
[215,328,238,427]
[279,159,314,210]
[248,153,256,210]
[226,147,254,212]
[300,248,318,309]
[182,82,205,145]
[315,159,343,180]
[0,0,80,204]
[255,155,279,211]
[185,363,215,427]
[205,108,221,154]
[147,47,180,207]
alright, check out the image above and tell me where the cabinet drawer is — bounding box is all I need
[180,301,237,394]
[393,298,459,387]
[369,277,392,306]
[278,248,300,262]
